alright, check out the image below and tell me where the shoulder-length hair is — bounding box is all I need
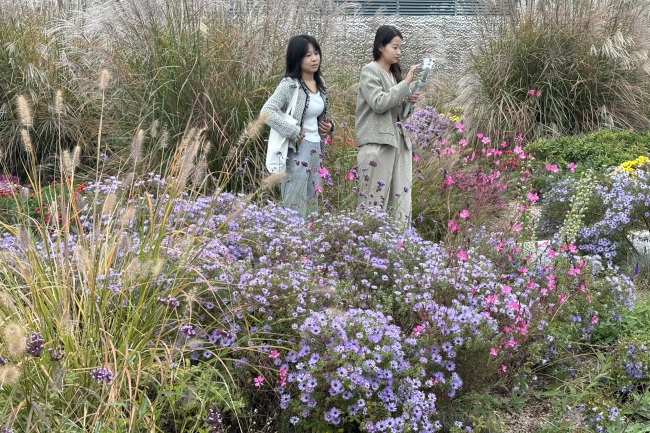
[284,34,325,91]
[372,25,404,83]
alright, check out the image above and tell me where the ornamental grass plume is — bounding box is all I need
[15,95,32,128]
[54,89,64,115]
[0,364,21,386]
[2,323,26,357]
[20,129,33,154]
[98,69,110,91]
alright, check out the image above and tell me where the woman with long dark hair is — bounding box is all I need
[355,25,421,225]
[261,35,333,217]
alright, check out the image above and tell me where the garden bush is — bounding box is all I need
[461,0,650,140]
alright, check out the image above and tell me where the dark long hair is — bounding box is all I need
[284,34,325,91]
[372,25,404,83]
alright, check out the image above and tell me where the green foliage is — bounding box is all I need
[527,129,650,173]
[465,1,650,140]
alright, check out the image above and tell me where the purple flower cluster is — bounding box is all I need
[567,404,626,432]
[403,107,456,146]
[90,367,115,384]
[282,309,440,432]
[26,331,45,357]
[579,168,650,261]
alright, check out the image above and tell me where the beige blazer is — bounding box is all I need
[355,61,412,150]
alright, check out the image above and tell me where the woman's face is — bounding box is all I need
[300,43,321,75]
[379,36,403,65]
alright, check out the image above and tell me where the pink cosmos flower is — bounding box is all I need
[591,316,599,325]
[527,192,539,203]
[459,209,470,219]
[481,136,491,144]
[456,122,465,132]
[269,350,280,358]
[458,138,468,146]
[456,249,468,261]
[413,325,425,337]
[501,285,512,294]
[448,220,460,232]
[528,88,536,96]
[476,133,484,139]
[567,162,577,173]
[443,174,454,187]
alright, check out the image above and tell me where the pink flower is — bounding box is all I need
[443,174,454,187]
[490,348,498,356]
[448,220,460,232]
[315,184,323,192]
[515,133,524,142]
[513,145,524,155]
[558,293,567,304]
[317,167,330,178]
[413,325,425,337]
[535,90,542,98]
[269,350,280,358]
[456,122,465,132]
[456,249,468,261]
[476,133,484,139]
[528,88,536,96]
[481,136,491,144]
[507,301,520,311]
[442,147,455,155]
[501,285,512,294]
[545,163,559,173]
[500,364,507,372]
[526,192,539,203]
[253,375,265,387]
[440,138,447,145]
[567,162,577,173]
[458,138,468,147]
[519,204,527,212]
[568,267,581,276]
[512,223,522,232]
[413,154,420,162]
[591,316,599,325]
[548,249,556,258]
[459,209,470,219]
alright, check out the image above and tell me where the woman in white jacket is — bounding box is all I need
[261,35,333,217]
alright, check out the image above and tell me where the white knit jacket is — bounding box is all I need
[261,77,331,151]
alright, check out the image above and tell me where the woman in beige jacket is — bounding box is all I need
[355,25,421,225]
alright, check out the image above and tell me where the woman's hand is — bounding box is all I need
[408,91,422,104]
[405,64,420,84]
[297,129,306,143]
[318,118,333,135]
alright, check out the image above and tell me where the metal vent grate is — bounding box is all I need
[342,0,499,16]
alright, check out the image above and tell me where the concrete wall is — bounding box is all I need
[325,15,484,80]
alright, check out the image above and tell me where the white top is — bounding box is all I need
[303,91,324,142]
